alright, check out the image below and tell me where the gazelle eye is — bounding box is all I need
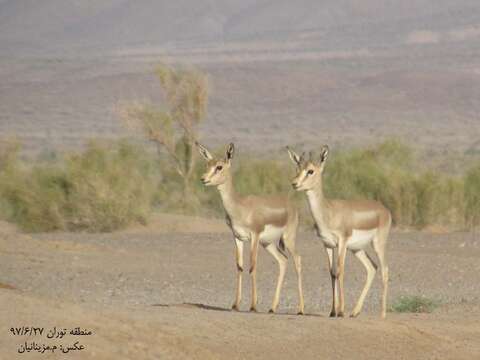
[216,165,223,171]
[307,169,314,175]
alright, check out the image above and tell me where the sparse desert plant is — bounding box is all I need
[322,140,467,229]
[154,140,473,230]
[0,137,477,232]
[389,295,440,313]
[154,152,294,217]
[0,163,69,232]
[119,64,208,212]
[0,139,23,219]
[234,158,290,196]
[0,138,21,171]
[0,141,157,232]
[63,141,157,232]
[464,164,480,228]
[324,142,410,226]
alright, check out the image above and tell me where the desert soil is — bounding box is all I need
[1,215,480,359]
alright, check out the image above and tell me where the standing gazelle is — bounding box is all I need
[196,142,305,314]
[287,145,391,318]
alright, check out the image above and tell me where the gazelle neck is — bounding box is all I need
[217,174,240,218]
[306,180,330,229]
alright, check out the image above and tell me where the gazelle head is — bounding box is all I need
[196,142,234,187]
[286,145,329,191]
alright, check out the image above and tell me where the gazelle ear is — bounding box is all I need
[286,146,302,166]
[320,145,329,163]
[226,143,235,161]
[196,142,213,161]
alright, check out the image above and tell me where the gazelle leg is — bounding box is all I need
[264,243,287,313]
[232,237,244,311]
[282,213,304,315]
[373,237,389,319]
[325,247,338,317]
[292,251,305,315]
[284,240,305,315]
[351,250,377,317]
[249,234,260,312]
[337,239,347,317]
[379,258,389,319]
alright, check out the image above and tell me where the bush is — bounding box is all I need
[0,139,478,232]
[0,165,69,232]
[156,140,476,230]
[323,140,466,229]
[234,158,290,196]
[63,141,157,232]
[389,295,440,313]
[0,141,157,232]
[154,155,294,216]
[324,140,415,226]
[464,164,480,228]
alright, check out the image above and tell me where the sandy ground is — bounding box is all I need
[1,215,480,359]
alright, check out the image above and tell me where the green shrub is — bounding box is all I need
[157,140,475,230]
[0,164,69,232]
[155,156,294,217]
[0,141,157,232]
[63,141,157,232]
[324,140,413,226]
[464,164,480,228]
[234,158,290,196]
[0,138,478,232]
[389,295,440,313]
[323,140,466,229]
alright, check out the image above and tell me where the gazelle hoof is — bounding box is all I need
[350,312,359,318]
[337,311,345,318]
[231,304,240,311]
[268,309,275,314]
[249,306,257,312]
[297,310,305,315]
[329,311,336,318]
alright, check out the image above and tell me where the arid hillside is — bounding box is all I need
[1,0,480,55]
[1,1,480,158]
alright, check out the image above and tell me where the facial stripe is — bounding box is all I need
[203,165,216,181]
[300,168,312,184]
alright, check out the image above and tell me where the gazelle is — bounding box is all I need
[196,142,305,314]
[287,145,391,318]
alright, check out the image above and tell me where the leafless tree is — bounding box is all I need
[119,64,209,208]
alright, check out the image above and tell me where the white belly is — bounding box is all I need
[346,229,377,251]
[259,225,285,245]
[230,222,285,244]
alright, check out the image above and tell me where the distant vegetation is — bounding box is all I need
[389,295,440,313]
[0,137,479,233]
[0,140,156,232]
[324,140,468,229]
[464,165,480,228]
[1,63,479,233]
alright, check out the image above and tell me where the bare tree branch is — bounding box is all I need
[117,64,209,208]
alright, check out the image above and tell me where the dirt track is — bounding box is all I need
[1,217,480,359]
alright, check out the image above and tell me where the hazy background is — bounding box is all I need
[1,0,480,157]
